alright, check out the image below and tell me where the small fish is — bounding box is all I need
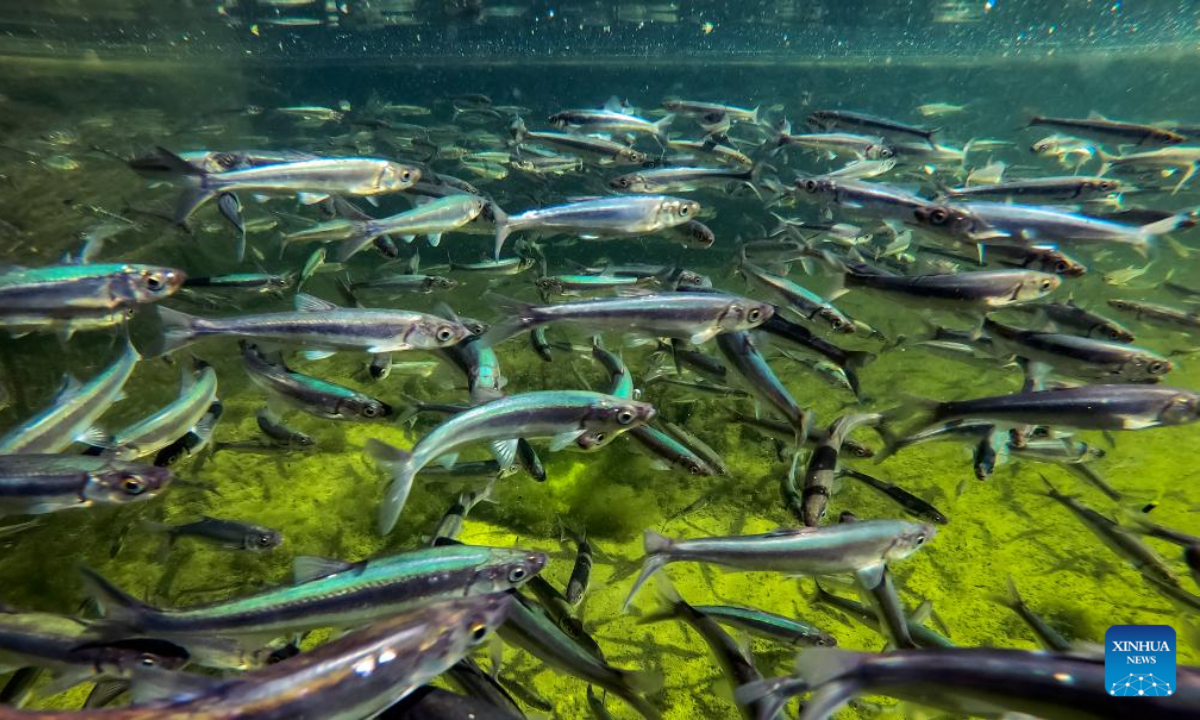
[0,264,184,334]
[1029,114,1186,146]
[142,516,283,552]
[0,344,139,455]
[801,414,883,526]
[94,360,218,460]
[284,195,485,261]
[840,468,949,525]
[991,576,1071,652]
[155,400,223,467]
[185,273,292,293]
[981,317,1171,383]
[148,147,418,225]
[493,195,700,259]
[481,292,773,347]
[561,522,594,606]
[808,109,937,143]
[624,520,934,610]
[717,329,811,442]
[367,391,655,533]
[83,544,544,641]
[916,102,966,117]
[241,342,391,421]
[691,603,836,648]
[0,455,172,517]
[150,293,471,357]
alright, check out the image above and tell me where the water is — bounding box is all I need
[1,1,1199,717]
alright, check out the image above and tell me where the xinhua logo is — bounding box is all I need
[1105,625,1176,697]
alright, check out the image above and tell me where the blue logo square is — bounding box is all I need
[1106,625,1176,697]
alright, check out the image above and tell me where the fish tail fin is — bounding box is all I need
[479,292,541,346]
[845,350,875,371]
[365,439,416,535]
[734,678,804,720]
[992,575,1024,611]
[78,567,151,630]
[749,106,761,125]
[622,529,674,612]
[492,210,513,260]
[152,146,204,176]
[146,305,203,357]
[793,648,870,719]
[653,113,675,139]
[635,574,687,625]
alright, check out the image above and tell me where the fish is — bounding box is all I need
[756,312,873,396]
[624,520,934,610]
[980,317,1171,382]
[0,264,184,334]
[627,424,721,475]
[836,261,1060,311]
[801,414,883,526]
[717,330,811,443]
[535,274,657,297]
[737,261,854,334]
[1029,114,1186,146]
[155,400,223,467]
[1098,145,1200,193]
[776,131,896,159]
[431,303,506,402]
[810,583,954,649]
[733,413,875,459]
[184,273,292,293]
[941,176,1121,202]
[560,522,594,606]
[991,576,1071,652]
[667,140,754,167]
[83,544,544,640]
[740,647,1200,720]
[141,516,283,552]
[662,99,760,124]
[147,147,419,224]
[0,454,172,517]
[241,342,392,421]
[0,343,139,454]
[379,685,524,720]
[916,102,966,117]
[510,117,647,165]
[1108,298,1200,331]
[284,195,485,261]
[28,595,511,720]
[807,109,937,143]
[1005,300,1134,342]
[366,391,655,533]
[351,273,457,293]
[480,292,773,347]
[0,609,190,692]
[840,469,949,525]
[929,201,1194,254]
[887,385,1200,445]
[449,257,537,275]
[91,360,218,460]
[690,604,836,648]
[499,590,662,720]
[609,166,757,194]
[149,293,471,357]
[493,195,701,259]
[637,578,771,720]
[549,103,674,139]
[1042,476,1180,589]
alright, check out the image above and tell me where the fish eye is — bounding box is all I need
[436,326,455,342]
[1151,361,1166,374]
[1040,279,1053,291]
[593,432,607,444]
[929,208,948,225]
[679,205,690,217]
[362,405,379,418]
[915,534,926,545]
[804,179,819,193]
[748,308,762,322]
[138,654,158,667]
[507,567,528,583]
[145,273,165,291]
[469,622,489,643]
[120,475,146,495]
[615,177,629,188]
[400,169,412,182]
[616,409,636,425]
[881,147,895,158]
[257,535,274,546]
[1054,261,1068,273]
